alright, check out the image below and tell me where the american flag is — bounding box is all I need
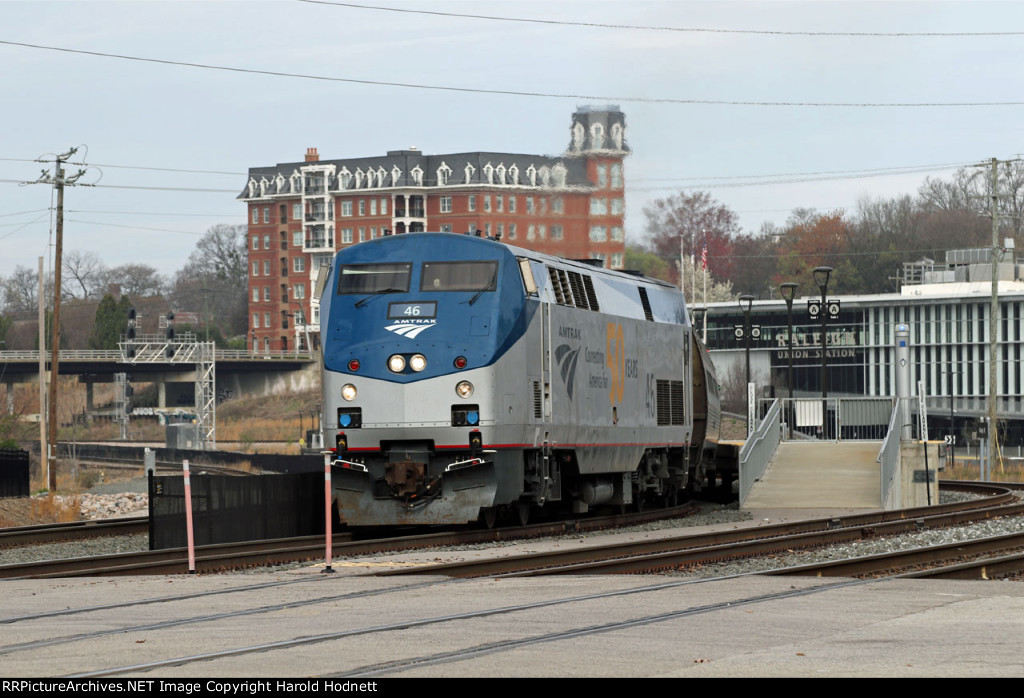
[701,239,708,270]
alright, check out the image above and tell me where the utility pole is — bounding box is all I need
[988,157,999,474]
[26,148,87,490]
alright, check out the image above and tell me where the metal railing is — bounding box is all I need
[739,399,782,506]
[763,397,896,442]
[878,401,902,505]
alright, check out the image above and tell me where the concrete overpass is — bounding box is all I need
[0,349,319,413]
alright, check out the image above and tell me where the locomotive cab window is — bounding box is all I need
[421,261,498,292]
[337,263,411,294]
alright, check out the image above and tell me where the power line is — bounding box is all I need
[3,39,1024,108]
[299,1,1024,37]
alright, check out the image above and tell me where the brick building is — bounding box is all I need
[239,105,629,352]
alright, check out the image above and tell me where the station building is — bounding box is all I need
[703,247,1024,446]
[239,106,629,353]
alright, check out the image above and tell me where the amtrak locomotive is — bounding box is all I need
[319,232,721,526]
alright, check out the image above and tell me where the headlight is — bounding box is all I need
[341,384,357,401]
[456,381,474,398]
[387,354,406,373]
[409,354,427,372]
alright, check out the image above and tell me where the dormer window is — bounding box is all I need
[464,163,476,184]
[437,161,452,185]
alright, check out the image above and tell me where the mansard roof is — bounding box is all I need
[239,149,609,201]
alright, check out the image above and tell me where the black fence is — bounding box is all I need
[0,448,30,498]
[149,471,327,550]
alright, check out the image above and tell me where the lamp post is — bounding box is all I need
[813,266,833,439]
[780,282,799,438]
[250,330,256,355]
[739,294,754,435]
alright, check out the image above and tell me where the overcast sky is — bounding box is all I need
[3,0,1024,282]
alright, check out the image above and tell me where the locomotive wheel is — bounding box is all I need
[516,500,530,527]
[480,507,498,529]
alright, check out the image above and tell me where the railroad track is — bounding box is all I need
[0,502,700,579]
[0,517,148,548]
[376,481,1024,579]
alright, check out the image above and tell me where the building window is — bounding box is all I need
[526,197,535,214]
[508,223,517,240]
[293,257,305,273]
[293,230,303,247]
[252,287,259,302]
[358,200,366,216]
[263,207,270,224]
[485,223,492,236]
[611,253,624,269]
[440,224,453,233]
[589,226,607,242]
[252,208,259,224]
[596,165,608,188]
[590,198,607,215]
[253,261,259,277]
[341,201,353,217]
[370,199,377,216]
[263,234,270,249]
[264,312,271,328]
[527,224,536,241]
[370,226,376,238]
[358,227,366,242]
[468,195,476,212]
[253,313,260,329]
[440,196,452,213]
[611,198,624,215]
[496,195,504,212]
[341,228,353,244]
[509,196,517,213]
[552,197,563,214]
[484,195,491,212]
[279,204,287,222]
[264,286,270,301]
[263,260,270,275]
[293,203,302,220]
[611,163,623,188]
[538,224,546,240]
[611,226,624,242]
[294,284,306,300]
[551,225,563,240]
[381,197,388,215]
[252,236,259,250]
[497,223,504,238]
[591,253,607,266]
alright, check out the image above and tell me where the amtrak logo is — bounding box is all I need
[385,321,435,339]
[555,344,580,400]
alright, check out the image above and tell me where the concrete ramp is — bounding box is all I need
[742,441,882,510]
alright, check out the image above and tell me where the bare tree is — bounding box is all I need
[171,224,248,336]
[103,263,166,298]
[62,250,107,300]
[1,265,52,314]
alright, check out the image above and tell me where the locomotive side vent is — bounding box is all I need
[532,381,543,419]
[656,379,685,426]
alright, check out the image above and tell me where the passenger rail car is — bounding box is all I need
[320,233,721,526]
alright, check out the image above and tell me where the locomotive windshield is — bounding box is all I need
[337,263,411,294]
[420,261,498,292]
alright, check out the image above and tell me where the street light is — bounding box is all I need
[813,266,833,439]
[250,330,256,355]
[780,282,799,438]
[739,294,754,435]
